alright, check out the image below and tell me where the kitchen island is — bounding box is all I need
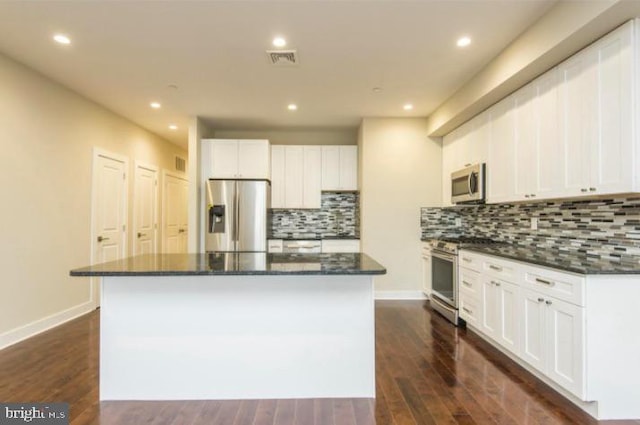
[70,252,385,401]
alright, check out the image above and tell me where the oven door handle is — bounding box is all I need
[431,251,457,263]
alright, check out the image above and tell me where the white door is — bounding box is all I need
[520,289,547,373]
[133,163,158,255]
[546,297,585,399]
[92,151,128,305]
[284,146,304,208]
[163,172,189,253]
[321,146,340,191]
[513,83,536,201]
[481,276,499,340]
[487,95,516,203]
[497,280,519,354]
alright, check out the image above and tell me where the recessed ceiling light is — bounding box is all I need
[150,102,161,109]
[273,37,287,48]
[169,124,178,130]
[372,87,383,93]
[53,34,71,45]
[287,103,298,111]
[403,103,414,111]
[457,36,471,47]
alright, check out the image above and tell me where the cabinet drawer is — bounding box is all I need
[459,268,481,299]
[267,239,283,253]
[522,267,585,306]
[459,294,480,328]
[322,239,360,253]
[481,257,516,280]
[459,251,481,272]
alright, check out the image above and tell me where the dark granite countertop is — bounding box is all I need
[70,252,385,277]
[461,245,640,275]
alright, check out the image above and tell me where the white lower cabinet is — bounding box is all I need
[421,244,431,298]
[461,251,585,399]
[520,288,585,398]
[480,276,519,355]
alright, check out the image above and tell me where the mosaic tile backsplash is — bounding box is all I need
[421,197,640,264]
[270,192,360,239]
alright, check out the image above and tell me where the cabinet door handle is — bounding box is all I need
[589,187,596,192]
[545,300,553,305]
[489,265,502,271]
[581,188,588,193]
[524,194,530,198]
[535,278,554,286]
[491,280,501,287]
[462,280,472,287]
[462,307,473,314]
[537,298,544,303]
[530,194,536,197]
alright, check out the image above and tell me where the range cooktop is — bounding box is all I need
[428,236,501,254]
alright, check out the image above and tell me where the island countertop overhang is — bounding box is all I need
[70,252,386,277]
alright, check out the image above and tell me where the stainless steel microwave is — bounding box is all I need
[451,163,485,204]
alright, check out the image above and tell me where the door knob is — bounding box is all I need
[179,229,186,233]
[137,232,146,238]
[97,236,109,242]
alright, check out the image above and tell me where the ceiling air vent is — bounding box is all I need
[266,49,299,66]
[175,156,186,172]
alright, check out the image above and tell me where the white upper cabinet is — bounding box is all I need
[455,20,638,205]
[487,95,516,203]
[271,145,322,209]
[322,146,358,191]
[441,112,489,207]
[204,139,270,180]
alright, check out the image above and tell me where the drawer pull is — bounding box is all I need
[545,300,553,305]
[462,307,473,314]
[535,278,554,287]
[462,258,472,263]
[491,281,501,287]
[537,298,544,303]
[462,280,472,287]
[489,265,502,271]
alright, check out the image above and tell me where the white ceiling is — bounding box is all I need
[0,1,557,148]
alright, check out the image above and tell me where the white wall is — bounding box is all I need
[214,128,357,145]
[428,1,640,136]
[0,52,186,348]
[187,117,212,252]
[359,118,441,298]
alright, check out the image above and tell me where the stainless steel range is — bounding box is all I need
[428,236,498,325]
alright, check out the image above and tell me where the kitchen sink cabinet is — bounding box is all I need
[203,139,270,180]
[480,275,520,355]
[321,146,358,191]
[271,145,321,209]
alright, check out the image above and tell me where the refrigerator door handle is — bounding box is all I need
[235,181,240,247]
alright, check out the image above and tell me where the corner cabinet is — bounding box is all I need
[445,20,640,205]
[202,139,270,180]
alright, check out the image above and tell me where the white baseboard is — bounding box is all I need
[375,290,427,300]
[0,301,95,351]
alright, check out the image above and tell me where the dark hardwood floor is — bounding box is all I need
[1,300,638,424]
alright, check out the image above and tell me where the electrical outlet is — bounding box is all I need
[530,217,538,230]
[455,218,462,227]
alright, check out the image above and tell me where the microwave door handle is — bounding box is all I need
[467,172,473,196]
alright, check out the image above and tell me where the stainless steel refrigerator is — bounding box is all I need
[205,179,270,252]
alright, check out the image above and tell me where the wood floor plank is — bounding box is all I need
[1,301,638,425]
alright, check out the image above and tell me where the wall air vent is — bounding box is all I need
[266,50,299,66]
[175,156,186,172]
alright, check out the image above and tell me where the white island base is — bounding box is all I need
[99,274,375,401]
